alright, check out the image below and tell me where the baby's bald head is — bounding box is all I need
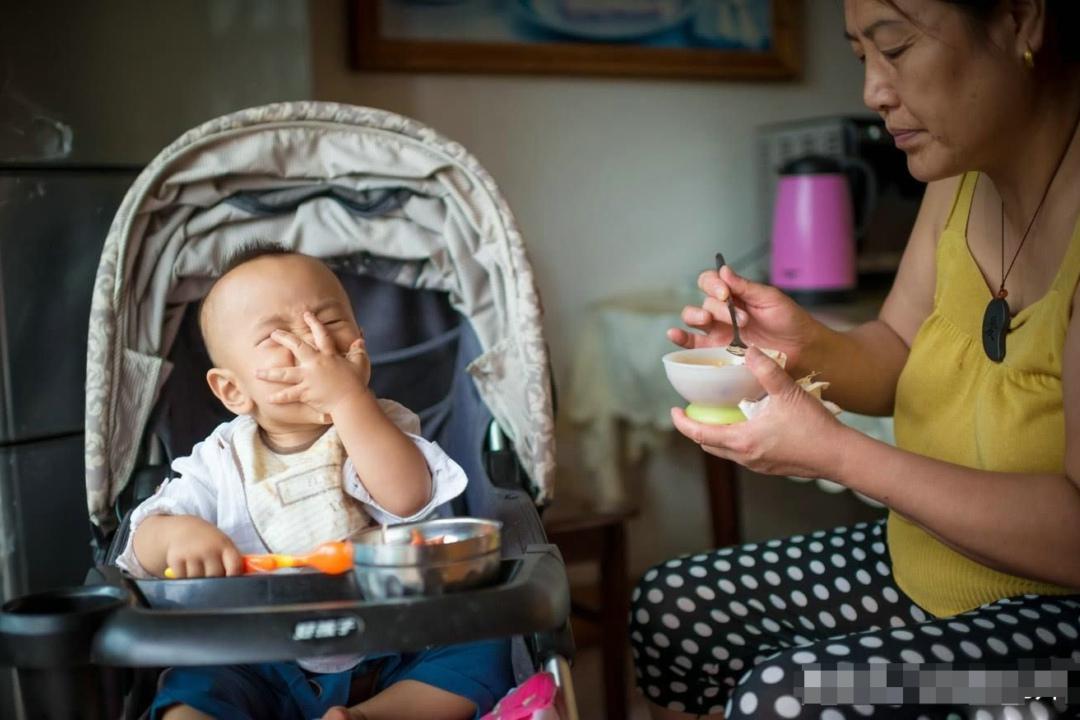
[198,244,364,426]
[198,243,353,366]
[199,242,290,364]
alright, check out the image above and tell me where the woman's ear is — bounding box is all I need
[1009,0,1047,56]
[206,368,254,415]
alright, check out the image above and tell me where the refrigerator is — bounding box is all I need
[0,167,140,718]
[0,165,140,716]
[0,164,141,598]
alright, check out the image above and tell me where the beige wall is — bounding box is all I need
[3,0,883,576]
[311,0,866,387]
[3,0,882,577]
[311,1,883,573]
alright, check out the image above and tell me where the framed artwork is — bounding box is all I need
[350,1,802,81]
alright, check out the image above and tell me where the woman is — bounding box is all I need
[631,1,1080,718]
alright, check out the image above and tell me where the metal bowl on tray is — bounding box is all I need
[351,518,502,599]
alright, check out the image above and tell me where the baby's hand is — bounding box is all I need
[163,516,244,578]
[256,313,371,417]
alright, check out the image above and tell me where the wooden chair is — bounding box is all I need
[538,446,740,719]
[704,454,741,548]
[543,501,634,720]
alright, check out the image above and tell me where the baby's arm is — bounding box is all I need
[343,400,467,525]
[259,315,432,518]
[132,515,243,579]
[333,392,432,518]
[119,430,243,578]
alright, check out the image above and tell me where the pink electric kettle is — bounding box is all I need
[769,155,875,303]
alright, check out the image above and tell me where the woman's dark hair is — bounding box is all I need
[884,0,1079,63]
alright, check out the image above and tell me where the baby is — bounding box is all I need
[117,244,511,720]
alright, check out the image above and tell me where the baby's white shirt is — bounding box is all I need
[116,399,466,574]
[114,399,467,674]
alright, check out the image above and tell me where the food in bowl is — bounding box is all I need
[352,518,502,598]
[673,356,735,368]
[409,529,449,546]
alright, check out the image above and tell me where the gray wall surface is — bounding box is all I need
[1,0,312,164]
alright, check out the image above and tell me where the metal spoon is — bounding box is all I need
[715,253,747,356]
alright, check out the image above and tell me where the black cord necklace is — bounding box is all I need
[982,111,1080,362]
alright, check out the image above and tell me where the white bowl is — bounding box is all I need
[662,347,786,410]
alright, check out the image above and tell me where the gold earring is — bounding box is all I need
[1024,47,1035,69]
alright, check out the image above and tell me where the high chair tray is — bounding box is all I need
[85,544,567,667]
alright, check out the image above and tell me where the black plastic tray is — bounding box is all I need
[0,544,570,719]
[132,566,366,609]
[90,544,568,667]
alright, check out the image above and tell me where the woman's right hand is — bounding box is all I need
[668,265,822,373]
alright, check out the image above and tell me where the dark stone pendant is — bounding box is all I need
[982,296,1010,362]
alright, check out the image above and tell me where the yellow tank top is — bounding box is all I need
[888,171,1080,617]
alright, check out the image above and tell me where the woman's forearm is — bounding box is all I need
[833,427,1080,589]
[798,319,910,416]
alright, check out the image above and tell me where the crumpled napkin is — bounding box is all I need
[738,372,843,420]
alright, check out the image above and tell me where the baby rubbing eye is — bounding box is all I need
[257,330,285,346]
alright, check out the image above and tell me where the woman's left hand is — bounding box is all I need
[671,345,849,479]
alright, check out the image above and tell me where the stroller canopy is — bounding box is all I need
[85,102,555,529]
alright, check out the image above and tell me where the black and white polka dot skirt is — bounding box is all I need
[630,520,1080,718]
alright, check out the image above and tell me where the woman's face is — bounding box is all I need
[844,0,1030,181]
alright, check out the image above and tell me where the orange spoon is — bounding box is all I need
[163,541,354,579]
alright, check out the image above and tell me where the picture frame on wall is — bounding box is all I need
[350,1,802,81]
